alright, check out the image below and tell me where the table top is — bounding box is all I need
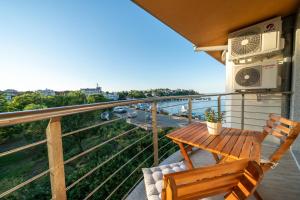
[166,123,262,162]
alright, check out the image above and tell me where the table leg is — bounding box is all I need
[177,142,194,169]
[211,153,220,163]
[254,191,263,200]
[185,145,193,152]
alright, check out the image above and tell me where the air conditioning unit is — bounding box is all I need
[228,17,284,62]
[233,60,278,91]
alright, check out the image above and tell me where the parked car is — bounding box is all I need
[145,113,152,121]
[137,103,150,111]
[100,111,112,121]
[127,111,138,118]
[113,106,127,113]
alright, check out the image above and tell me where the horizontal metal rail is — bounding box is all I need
[225,104,281,108]
[159,146,177,162]
[225,115,267,121]
[0,139,47,158]
[0,169,50,198]
[159,140,173,152]
[192,105,219,110]
[192,99,218,102]
[64,127,139,164]
[159,103,188,109]
[228,121,264,127]
[121,175,143,200]
[66,134,152,191]
[0,118,125,158]
[224,98,283,101]
[0,91,291,127]
[83,142,154,200]
[62,117,124,137]
[223,110,281,115]
[104,153,154,200]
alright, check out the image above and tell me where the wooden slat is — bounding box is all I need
[181,124,207,141]
[214,129,235,153]
[230,131,249,158]
[275,124,290,135]
[193,131,211,146]
[166,159,249,182]
[279,117,298,126]
[239,132,254,159]
[182,184,236,200]
[167,123,198,138]
[186,125,208,144]
[176,174,241,197]
[201,135,218,148]
[207,128,231,149]
[170,123,201,139]
[222,129,241,155]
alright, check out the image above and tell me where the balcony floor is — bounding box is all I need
[126,141,300,200]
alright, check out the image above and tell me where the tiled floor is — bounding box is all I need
[126,141,300,200]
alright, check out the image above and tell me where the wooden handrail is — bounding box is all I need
[0,91,291,127]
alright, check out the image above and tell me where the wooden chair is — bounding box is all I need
[161,159,263,200]
[259,114,300,172]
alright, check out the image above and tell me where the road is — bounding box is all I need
[114,108,190,130]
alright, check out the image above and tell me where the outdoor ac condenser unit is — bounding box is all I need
[233,60,278,91]
[228,17,284,63]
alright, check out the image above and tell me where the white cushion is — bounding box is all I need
[142,162,187,200]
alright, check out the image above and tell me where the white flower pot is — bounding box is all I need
[206,121,222,135]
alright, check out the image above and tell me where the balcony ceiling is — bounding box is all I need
[132,0,300,63]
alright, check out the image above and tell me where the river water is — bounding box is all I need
[156,97,225,118]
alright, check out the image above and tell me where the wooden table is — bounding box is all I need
[166,123,262,169]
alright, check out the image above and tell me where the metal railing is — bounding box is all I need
[0,91,291,199]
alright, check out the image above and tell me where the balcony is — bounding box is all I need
[1,92,299,200]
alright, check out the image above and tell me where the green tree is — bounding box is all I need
[8,92,44,111]
[128,90,146,99]
[63,91,87,105]
[87,94,108,103]
[0,93,8,112]
[117,91,128,100]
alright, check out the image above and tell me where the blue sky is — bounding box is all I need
[0,0,225,93]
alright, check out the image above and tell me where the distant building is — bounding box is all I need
[80,84,102,96]
[55,91,71,96]
[103,92,119,101]
[37,89,55,96]
[3,89,19,101]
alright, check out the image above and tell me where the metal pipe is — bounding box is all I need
[194,45,228,52]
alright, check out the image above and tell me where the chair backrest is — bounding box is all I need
[262,114,300,166]
[161,159,263,200]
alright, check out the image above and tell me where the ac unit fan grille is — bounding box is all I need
[231,30,261,56]
[235,66,261,87]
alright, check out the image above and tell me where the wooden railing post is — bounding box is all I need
[241,94,245,130]
[151,101,159,166]
[217,96,221,120]
[46,117,67,200]
[188,98,192,124]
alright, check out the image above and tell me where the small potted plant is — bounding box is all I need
[204,108,224,135]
